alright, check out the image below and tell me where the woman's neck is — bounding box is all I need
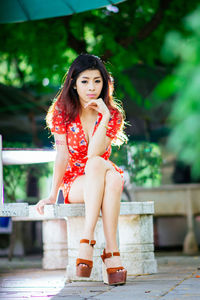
[79,107,98,118]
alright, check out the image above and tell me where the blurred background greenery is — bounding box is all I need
[157,7,200,179]
[1,0,200,191]
[111,142,162,187]
[3,142,52,203]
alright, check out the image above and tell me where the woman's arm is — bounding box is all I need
[49,134,69,200]
[87,113,111,158]
[36,133,69,214]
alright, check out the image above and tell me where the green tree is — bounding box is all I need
[0,0,199,105]
[155,6,200,177]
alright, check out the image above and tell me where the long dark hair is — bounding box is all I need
[47,53,127,145]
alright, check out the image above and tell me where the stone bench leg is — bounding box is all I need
[42,219,68,269]
[183,189,199,254]
[9,221,24,259]
[118,214,157,275]
[65,216,105,282]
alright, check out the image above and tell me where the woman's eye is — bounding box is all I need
[81,80,101,84]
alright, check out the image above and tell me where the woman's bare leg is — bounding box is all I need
[101,170,124,269]
[82,156,108,238]
[68,156,113,262]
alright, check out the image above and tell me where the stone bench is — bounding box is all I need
[132,184,200,254]
[0,202,157,281]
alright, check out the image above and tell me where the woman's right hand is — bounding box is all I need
[36,196,56,215]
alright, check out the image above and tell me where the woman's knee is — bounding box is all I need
[105,170,123,193]
[85,156,106,173]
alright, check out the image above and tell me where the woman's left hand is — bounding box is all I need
[84,98,110,118]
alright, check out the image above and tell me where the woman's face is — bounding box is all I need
[74,69,103,107]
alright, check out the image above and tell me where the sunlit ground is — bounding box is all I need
[1,253,200,299]
[0,255,66,299]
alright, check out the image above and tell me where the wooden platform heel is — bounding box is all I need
[101,249,127,285]
[76,239,96,277]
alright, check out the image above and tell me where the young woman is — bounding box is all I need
[36,54,128,285]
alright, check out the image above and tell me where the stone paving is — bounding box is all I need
[0,252,200,299]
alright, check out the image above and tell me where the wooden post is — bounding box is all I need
[0,135,3,204]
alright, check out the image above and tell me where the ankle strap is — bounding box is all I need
[101,249,120,262]
[80,239,96,247]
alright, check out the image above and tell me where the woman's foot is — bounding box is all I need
[101,249,127,285]
[76,239,96,277]
[104,248,126,273]
[105,251,122,269]
[78,239,94,267]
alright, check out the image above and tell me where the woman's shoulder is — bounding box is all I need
[50,98,63,114]
[46,98,70,134]
[109,106,123,121]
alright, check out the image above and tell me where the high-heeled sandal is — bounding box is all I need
[76,239,96,277]
[101,249,127,285]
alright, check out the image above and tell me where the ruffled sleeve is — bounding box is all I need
[46,100,67,134]
[106,109,123,140]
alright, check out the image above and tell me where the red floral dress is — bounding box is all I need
[50,105,123,204]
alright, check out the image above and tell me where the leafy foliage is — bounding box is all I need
[111,141,162,187]
[1,0,199,104]
[157,6,200,177]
